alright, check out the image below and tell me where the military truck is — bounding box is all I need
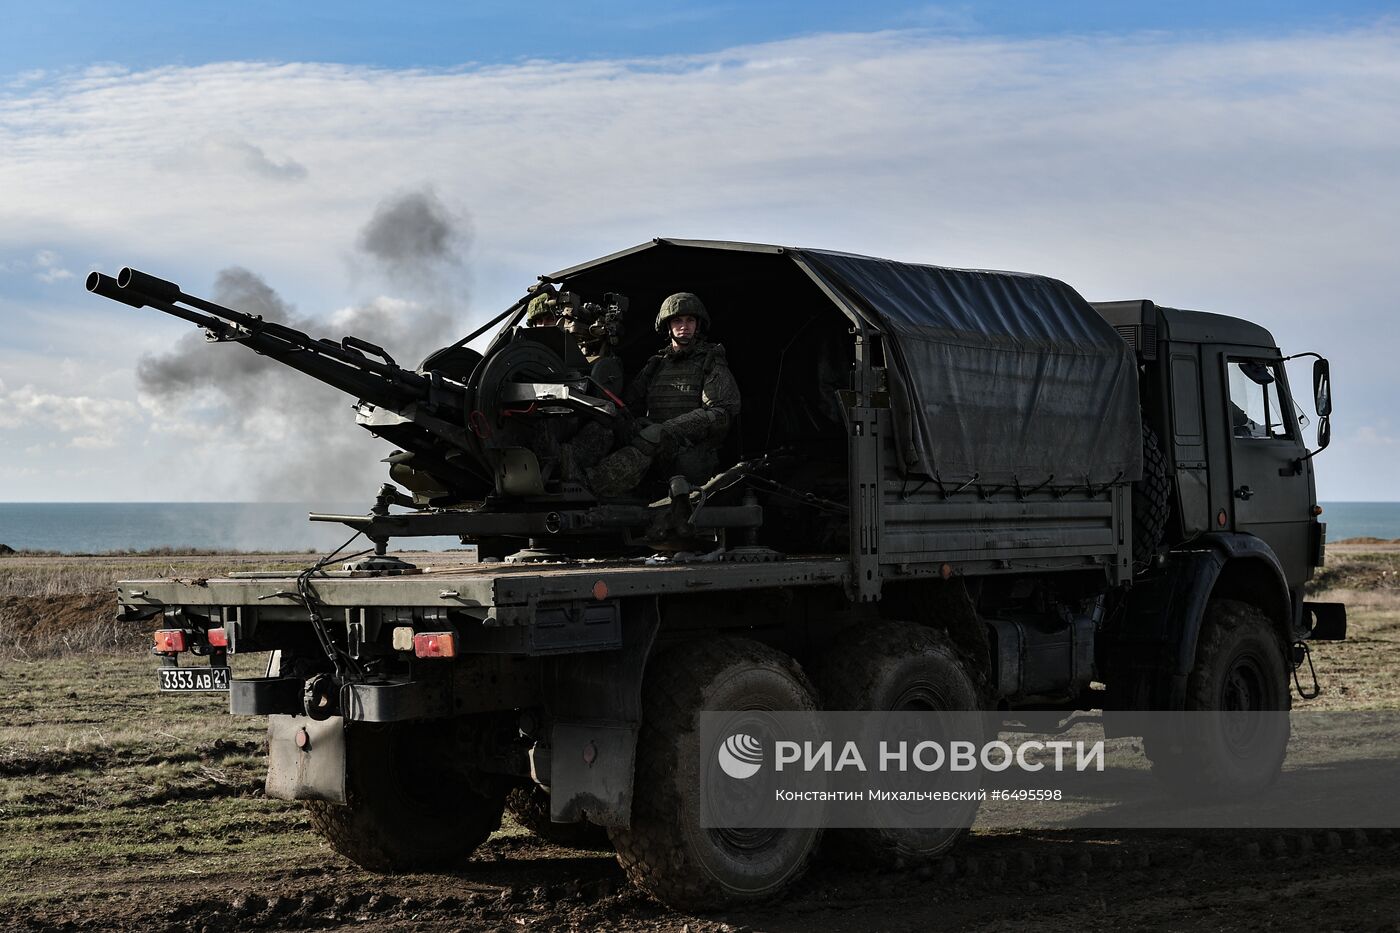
[90,239,1345,908]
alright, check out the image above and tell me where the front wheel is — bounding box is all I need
[1145,598,1291,795]
[609,638,821,909]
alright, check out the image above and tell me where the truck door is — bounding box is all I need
[1168,348,1209,536]
[1223,354,1314,581]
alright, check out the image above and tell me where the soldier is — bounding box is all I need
[561,300,624,398]
[524,286,560,327]
[586,292,741,497]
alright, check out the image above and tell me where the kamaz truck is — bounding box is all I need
[90,239,1346,908]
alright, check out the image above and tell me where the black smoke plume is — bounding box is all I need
[357,188,465,285]
[136,189,468,503]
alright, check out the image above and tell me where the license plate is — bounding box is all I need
[158,667,231,692]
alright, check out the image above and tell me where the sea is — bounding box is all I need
[0,502,464,554]
[0,501,1397,555]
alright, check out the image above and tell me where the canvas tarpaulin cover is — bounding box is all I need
[799,250,1142,485]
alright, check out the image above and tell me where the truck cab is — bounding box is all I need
[1093,299,1342,709]
[1097,300,1325,574]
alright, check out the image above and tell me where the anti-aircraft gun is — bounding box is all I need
[86,267,761,560]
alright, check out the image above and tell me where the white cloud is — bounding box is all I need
[1,26,1399,499]
[1353,425,1400,448]
[6,69,48,89]
[1,28,1394,285]
[155,137,308,182]
[0,381,139,435]
[69,434,117,449]
[2,248,77,283]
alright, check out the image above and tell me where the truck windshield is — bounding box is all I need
[1228,360,1293,440]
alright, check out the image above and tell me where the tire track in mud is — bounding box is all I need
[10,827,1398,932]
[0,738,260,778]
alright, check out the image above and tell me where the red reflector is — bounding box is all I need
[206,627,228,648]
[153,629,187,653]
[413,632,457,659]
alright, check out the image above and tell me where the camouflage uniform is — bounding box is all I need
[587,303,741,497]
[564,352,624,480]
[525,287,559,325]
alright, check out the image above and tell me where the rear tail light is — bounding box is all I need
[206,626,228,648]
[153,629,188,653]
[413,632,457,659]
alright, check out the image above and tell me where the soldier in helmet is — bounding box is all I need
[586,292,741,497]
[524,285,561,327]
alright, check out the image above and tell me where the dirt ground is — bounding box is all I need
[1,544,1398,932]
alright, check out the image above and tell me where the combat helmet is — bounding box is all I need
[654,292,710,334]
[525,285,559,324]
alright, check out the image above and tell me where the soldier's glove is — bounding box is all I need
[612,407,638,445]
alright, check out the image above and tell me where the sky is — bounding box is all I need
[2,2,1398,503]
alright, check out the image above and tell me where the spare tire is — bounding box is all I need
[1132,421,1170,566]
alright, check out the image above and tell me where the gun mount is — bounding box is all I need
[87,266,764,558]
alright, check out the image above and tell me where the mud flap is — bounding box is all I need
[549,721,637,829]
[1304,601,1347,641]
[266,714,347,803]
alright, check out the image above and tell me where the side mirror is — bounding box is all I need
[1313,358,1332,417]
[1316,415,1331,452]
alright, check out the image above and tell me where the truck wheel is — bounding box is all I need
[815,621,983,865]
[1133,422,1170,566]
[609,638,821,909]
[505,784,611,850]
[1145,598,1291,794]
[305,721,506,871]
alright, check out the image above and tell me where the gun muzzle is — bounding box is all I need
[117,267,182,304]
[85,271,146,308]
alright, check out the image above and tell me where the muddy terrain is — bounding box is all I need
[1,545,1398,932]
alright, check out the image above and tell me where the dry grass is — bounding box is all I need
[0,554,314,662]
[1,564,133,599]
[1307,548,1400,594]
[0,555,313,600]
[0,593,148,662]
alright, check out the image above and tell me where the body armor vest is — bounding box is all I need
[643,344,716,423]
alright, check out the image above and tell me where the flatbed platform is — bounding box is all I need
[119,555,853,623]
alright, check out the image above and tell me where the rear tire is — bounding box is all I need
[815,621,984,865]
[609,638,821,909]
[1145,599,1291,795]
[505,784,611,850]
[306,720,506,871]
